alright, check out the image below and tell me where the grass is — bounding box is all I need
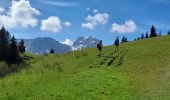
[0,36,170,100]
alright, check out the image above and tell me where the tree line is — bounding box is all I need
[0,26,25,65]
[134,25,170,41]
[120,25,170,42]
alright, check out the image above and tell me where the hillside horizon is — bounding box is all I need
[0,0,170,100]
[0,0,170,45]
[0,35,170,99]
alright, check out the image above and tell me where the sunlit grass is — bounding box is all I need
[0,36,170,100]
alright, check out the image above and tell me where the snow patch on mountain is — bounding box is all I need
[19,36,100,54]
[72,36,100,50]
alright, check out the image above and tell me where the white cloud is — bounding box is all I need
[82,22,95,29]
[0,7,5,13]
[62,39,73,46]
[41,16,62,33]
[0,0,40,29]
[110,20,137,33]
[93,9,98,13]
[64,21,71,27]
[43,1,77,7]
[82,13,109,29]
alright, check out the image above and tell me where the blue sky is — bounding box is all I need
[0,0,170,45]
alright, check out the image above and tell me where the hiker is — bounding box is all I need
[114,37,119,52]
[97,40,103,57]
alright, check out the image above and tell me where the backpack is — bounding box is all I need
[97,43,102,49]
[115,39,119,45]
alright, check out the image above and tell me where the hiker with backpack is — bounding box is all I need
[114,37,119,52]
[97,40,103,57]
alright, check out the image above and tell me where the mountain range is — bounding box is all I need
[18,36,100,54]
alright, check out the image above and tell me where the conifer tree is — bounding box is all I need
[141,33,144,39]
[145,32,149,38]
[150,25,157,37]
[0,26,9,61]
[121,36,128,43]
[50,49,54,54]
[134,38,137,41]
[18,39,25,54]
[8,35,20,64]
[167,30,170,35]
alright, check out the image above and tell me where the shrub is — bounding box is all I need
[75,54,81,58]
[57,66,63,72]
[81,50,88,56]
[0,62,8,71]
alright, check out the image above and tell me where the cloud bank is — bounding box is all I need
[41,16,62,33]
[82,13,109,29]
[110,20,137,33]
[64,21,72,27]
[41,16,72,33]
[62,39,73,46]
[0,0,40,29]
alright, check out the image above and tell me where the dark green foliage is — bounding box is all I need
[0,62,30,77]
[0,27,24,76]
[0,26,21,64]
[57,66,63,72]
[75,54,80,58]
[167,30,170,35]
[81,50,88,56]
[50,49,54,54]
[7,35,20,64]
[141,33,144,39]
[0,26,9,61]
[134,38,137,41]
[150,25,157,37]
[18,39,25,54]
[145,32,149,38]
[121,36,128,43]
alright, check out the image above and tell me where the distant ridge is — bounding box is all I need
[18,36,100,54]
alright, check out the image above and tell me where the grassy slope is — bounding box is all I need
[0,36,170,100]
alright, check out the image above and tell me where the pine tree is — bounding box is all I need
[134,38,137,41]
[50,49,54,54]
[121,37,125,43]
[145,32,149,38]
[150,25,157,37]
[124,37,128,42]
[8,35,20,64]
[141,33,144,39]
[167,30,170,35]
[121,36,128,43]
[18,39,25,54]
[0,26,9,61]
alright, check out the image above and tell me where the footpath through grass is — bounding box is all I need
[0,36,170,100]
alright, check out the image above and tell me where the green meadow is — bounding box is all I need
[0,36,170,100]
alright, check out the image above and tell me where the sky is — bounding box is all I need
[0,0,170,46]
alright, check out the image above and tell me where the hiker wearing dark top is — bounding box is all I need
[114,37,119,52]
[97,40,103,57]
